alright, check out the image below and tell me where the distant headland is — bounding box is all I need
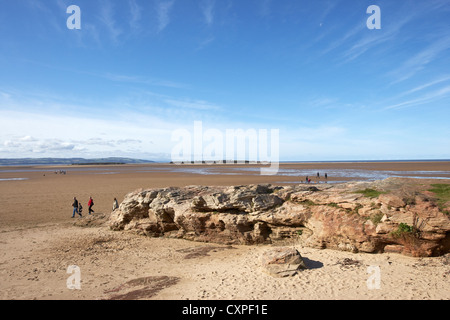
[0,157,155,166]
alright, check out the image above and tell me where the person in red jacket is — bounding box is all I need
[88,196,95,215]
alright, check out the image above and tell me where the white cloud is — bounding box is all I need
[0,109,174,159]
[19,135,38,142]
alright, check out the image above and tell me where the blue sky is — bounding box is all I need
[0,0,449,161]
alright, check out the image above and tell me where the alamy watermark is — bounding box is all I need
[65,4,380,31]
[66,5,81,30]
[366,265,381,290]
[171,121,279,175]
[66,265,81,290]
[366,5,381,30]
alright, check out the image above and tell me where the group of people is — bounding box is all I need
[71,197,120,218]
[305,172,328,184]
[71,196,95,218]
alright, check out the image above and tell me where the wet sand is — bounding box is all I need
[0,161,449,300]
[1,161,449,228]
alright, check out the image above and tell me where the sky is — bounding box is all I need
[0,0,449,161]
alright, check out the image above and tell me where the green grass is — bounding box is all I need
[354,188,386,199]
[391,223,414,238]
[300,199,317,206]
[429,184,450,214]
[327,202,340,208]
[368,212,384,225]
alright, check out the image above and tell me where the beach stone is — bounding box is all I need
[260,247,307,277]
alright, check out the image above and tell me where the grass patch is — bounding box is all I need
[392,222,414,236]
[354,188,386,199]
[300,199,317,206]
[429,184,450,214]
[391,219,424,239]
[353,203,363,215]
[368,212,383,225]
[390,222,426,256]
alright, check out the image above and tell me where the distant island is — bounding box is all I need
[0,157,155,166]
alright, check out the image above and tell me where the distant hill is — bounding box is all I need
[0,157,155,166]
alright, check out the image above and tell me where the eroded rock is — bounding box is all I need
[109,180,450,257]
[261,247,307,277]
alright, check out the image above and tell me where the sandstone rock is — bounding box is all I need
[383,244,404,254]
[378,194,406,208]
[376,222,395,234]
[260,247,307,277]
[109,180,450,257]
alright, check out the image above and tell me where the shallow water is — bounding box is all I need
[156,166,450,181]
[1,164,450,182]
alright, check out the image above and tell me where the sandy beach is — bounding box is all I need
[0,162,449,300]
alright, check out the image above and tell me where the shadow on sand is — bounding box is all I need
[303,257,324,269]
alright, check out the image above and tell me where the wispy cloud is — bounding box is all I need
[156,0,175,32]
[98,0,123,43]
[317,1,340,25]
[398,75,450,97]
[164,98,221,111]
[324,2,435,65]
[200,0,215,26]
[99,72,186,89]
[196,35,215,51]
[339,13,415,64]
[388,35,450,83]
[320,22,362,55]
[384,85,450,110]
[128,0,142,30]
[23,0,65,35]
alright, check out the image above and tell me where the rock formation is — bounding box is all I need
[109,178,450,257]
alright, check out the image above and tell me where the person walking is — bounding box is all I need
[72,197,82,218]
[88,196,95,215]
[112,197,119,211]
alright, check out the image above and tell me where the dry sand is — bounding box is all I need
[0,162,449,300]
